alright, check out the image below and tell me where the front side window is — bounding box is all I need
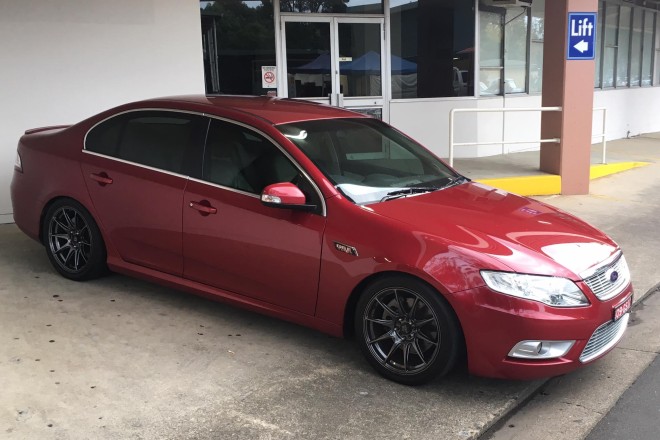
[278,118,460,205]
[204,119,322,211]
[86,111,206,174]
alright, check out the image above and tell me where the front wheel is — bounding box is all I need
[43,199,107,281]
[355,275,462,385]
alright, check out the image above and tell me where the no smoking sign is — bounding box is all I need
[261,66,277,89]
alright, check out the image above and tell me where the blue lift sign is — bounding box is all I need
[567,13,597,60]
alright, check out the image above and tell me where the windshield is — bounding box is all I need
[277,118,462,205]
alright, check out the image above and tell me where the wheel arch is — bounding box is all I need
[38,195,99,244]
[342,270,466,346]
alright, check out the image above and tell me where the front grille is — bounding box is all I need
[579,314,629,363]
[583,254,630,301]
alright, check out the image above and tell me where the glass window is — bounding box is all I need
[602,4,619,88]
[390,0,475,98]
[656,12,660,85]
[595,1,604,88]
[200,2,276,95]
[277,118,458,206]
[86,112,206,174]
[630,8,644,86]
[204,119,299,194]
[504,7,529,94]
[285,22,332,99]
[85,117,124,157]
[280,0,383,14]
[479,8,504,95]
[616,6,631,87]
[530,0,545,93]
[642,11,655,86]
[338,22,382,97]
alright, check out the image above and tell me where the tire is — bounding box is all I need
[355,275,462,385]
[42,198,107,281]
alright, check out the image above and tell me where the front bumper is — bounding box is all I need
[446,282,633,380]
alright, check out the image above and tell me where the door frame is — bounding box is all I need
[277,14,390,122]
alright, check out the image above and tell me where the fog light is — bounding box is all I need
[508,340,575,360]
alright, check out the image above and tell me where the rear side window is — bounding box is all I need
[85,111,206,174]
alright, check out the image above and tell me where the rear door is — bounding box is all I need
[81,110,207,276]
[182,118,326,314]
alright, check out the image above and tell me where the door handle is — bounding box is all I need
[90,172,113,186]
[189,201,217,215]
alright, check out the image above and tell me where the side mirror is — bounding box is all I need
[261,182,317,212]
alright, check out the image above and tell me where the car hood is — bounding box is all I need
[368,182,618,280]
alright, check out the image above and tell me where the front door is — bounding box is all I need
[181,118,326,315]
[280,16,388,120]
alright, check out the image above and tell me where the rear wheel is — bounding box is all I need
[355,275,462,385]
[43,199,106,281]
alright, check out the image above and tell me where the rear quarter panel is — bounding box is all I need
[11,125,98,243]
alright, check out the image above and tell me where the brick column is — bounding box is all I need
[540,0,598,195]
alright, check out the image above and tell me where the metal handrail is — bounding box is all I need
[593,107,608,164]
[448,107,609,167]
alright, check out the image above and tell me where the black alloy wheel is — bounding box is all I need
[355,275,462,385]
[43,199,106,281]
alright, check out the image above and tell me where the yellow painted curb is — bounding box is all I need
[476,175,561,196]
[589,161,650,179]
[475,161,650,196]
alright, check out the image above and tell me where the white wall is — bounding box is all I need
[593,87,660,141]
[390,88,660,163]
[389,94,544,160]
[0,0,205,223]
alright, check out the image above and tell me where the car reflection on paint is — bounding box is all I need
[10,95,633,384]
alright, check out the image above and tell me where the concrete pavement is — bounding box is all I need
[586,289,660,440]
[0,224,541,439]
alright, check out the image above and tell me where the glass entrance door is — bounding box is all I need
[280,16,387,120]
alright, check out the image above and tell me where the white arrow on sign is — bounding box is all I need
[574,40,589,53]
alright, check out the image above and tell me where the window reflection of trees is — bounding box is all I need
[280,0,349,13]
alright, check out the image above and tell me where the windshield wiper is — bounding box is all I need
[380,187,438,202]
[441,175,470,189]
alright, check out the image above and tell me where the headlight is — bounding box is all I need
[14,151,22,172]
[481,271,589,307]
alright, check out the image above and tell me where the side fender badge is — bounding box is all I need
[334,241,359,257]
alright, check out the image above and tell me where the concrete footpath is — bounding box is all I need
[0,135,658,439]
[586,293,660,440]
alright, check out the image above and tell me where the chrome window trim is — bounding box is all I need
[81,150,189,180]
[82,108,209,151]
[187,177,260,200]
[82,108,327,217]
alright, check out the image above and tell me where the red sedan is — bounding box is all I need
[10,96,633,384]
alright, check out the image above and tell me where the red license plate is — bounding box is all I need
[613,296,633,322]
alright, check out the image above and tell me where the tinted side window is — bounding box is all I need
[203,119,322,212]
[86,111,206,175]
[204,120,299,193]
[86,116,124,156]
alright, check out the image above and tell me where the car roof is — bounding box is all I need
[142,95,368,126]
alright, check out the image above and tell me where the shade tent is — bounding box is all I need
[343,51,417,75]
[292,53,332,73]
[292,51,417,75]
